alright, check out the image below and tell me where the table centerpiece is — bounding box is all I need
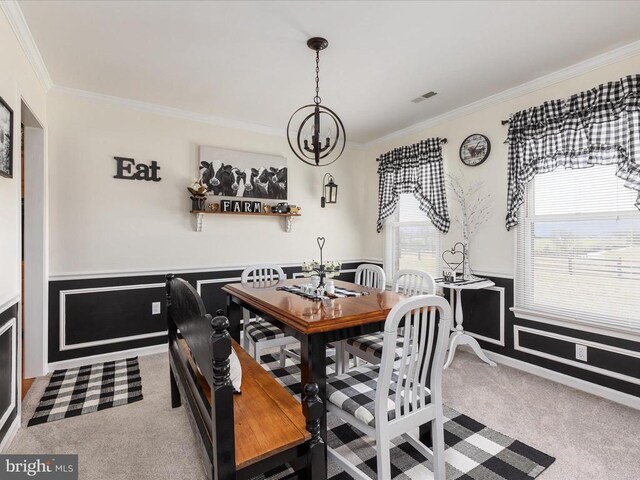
[301,237,341,287]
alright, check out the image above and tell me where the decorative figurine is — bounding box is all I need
[188,179,208,211]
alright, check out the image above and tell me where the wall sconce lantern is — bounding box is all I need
[321,173,338,208]
[287,37,346,167]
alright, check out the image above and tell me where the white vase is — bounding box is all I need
[463,243,471,280]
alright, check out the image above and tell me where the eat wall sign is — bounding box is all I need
[114,156,161,182]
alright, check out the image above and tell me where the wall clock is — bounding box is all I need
[459,134,490,167]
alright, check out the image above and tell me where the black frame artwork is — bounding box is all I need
[459,134,490,167]
[199,146,288,200]
[0,95,13,179]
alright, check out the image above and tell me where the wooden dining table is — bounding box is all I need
[223,278,409,479]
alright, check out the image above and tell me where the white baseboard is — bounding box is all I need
[47,343,167,372]
[485,351,640,410]
[0,416,20,453]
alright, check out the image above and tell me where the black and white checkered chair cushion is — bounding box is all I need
[245,321,284,342]
[327,364,430,427]
[345,333,403,360]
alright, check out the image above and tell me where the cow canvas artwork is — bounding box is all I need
[0,96,13,179]
[199,146,287,200]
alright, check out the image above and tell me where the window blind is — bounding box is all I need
[516,164,640,332]
[386,193,441,281]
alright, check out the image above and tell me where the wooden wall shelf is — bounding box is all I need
[190,210,301,232]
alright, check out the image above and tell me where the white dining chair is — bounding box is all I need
[334,264,387,374]
[343,269,436,368]
[326,294,452,480]
[241,264,298,367]
[355,264,386,293]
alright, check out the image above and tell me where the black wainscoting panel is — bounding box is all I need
[508,348,640,397]
[64,286,166,345]
[516,317,640,351]
[456,287,503,343]
[290,268,357,284]
[48,261,379,363]
[519,331,574,359]
[0,326,13,418]
[468,276,640,398]
[588,348,640,378]
[0,302,18,447]
[518,330,640,378]
[199,281,238,315]
[49,274,169,363]
[179,269,243,315]
[334,270,357,283]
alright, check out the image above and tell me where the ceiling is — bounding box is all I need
[18,1,640,144]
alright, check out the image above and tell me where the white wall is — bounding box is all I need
[47,91,369,277]
[361,54,640,277]
[44,39,640,281]
[0,9,47,306]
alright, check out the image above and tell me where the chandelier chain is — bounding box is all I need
[314,49,321,105]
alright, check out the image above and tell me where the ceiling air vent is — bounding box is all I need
[411,91,437,103]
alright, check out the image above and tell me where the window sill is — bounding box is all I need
[510,307,640,342]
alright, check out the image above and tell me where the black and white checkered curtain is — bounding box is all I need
[376,138,450,233]
[505,74,640,230]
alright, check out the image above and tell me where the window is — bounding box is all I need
[385,194,441,282]
[516,164,640,333]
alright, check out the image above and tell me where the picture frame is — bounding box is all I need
[0,95,14,179]
[198,146,287,200]
[459,134,490,167]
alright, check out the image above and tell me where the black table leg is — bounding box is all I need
[419,422,433,448]
[300,333,327,479]
[225,295,242,343]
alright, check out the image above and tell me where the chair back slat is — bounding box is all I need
[393,269,436,296]
[395,307,433,416]
[411,307,429,411]
[241,264,286,287]
[394,311,411,419]
[418,307,437,406]
[405,310,422,413]
[376,295,451,427]
[355,264,386,292]
[166,277,214,386]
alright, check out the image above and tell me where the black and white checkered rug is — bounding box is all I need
[28,357,143,426]
[256,352,554,480]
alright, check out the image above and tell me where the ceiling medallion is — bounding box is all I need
[287,37,346,167]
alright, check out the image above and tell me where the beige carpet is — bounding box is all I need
[7,348,640,479]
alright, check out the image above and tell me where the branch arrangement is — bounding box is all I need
[446,173,493,277]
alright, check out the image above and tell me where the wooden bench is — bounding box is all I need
[166,274,324,480]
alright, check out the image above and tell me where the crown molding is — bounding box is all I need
[0,0,53,92]
[51,85,287,137]
[51,85,367,149]
[0,0,363,147]
[5,0,638,150]
[364,40,640,149]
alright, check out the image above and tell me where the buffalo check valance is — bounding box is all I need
[505,74,640,230]
[376,138,450,233]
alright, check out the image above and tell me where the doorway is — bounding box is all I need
[21,100,46,391]
[20,123,33,398]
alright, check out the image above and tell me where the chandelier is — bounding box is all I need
[287,37,346,167]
